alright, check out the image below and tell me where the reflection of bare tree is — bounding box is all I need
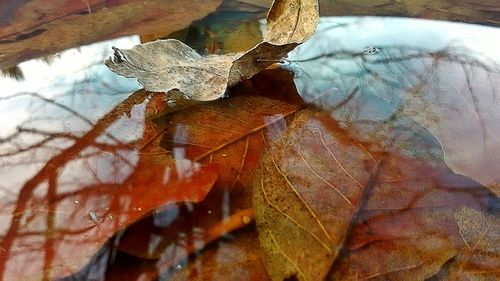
[0,66,24,80]
[0,89,150,280]
[0,54,61,81]
[288,34,500,195]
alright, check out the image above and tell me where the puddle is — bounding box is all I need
[0,1,499,281]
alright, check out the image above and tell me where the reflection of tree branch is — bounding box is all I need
[0,92,127,146]
[0,90,150,280]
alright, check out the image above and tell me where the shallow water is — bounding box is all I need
[0,1,499,281]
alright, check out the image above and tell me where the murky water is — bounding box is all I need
[0,1,499,281]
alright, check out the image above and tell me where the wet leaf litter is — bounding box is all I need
[103,1,498,281]
[0,0,498,280]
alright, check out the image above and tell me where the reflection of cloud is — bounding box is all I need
[0,36,141,138]
[0,35,141,97]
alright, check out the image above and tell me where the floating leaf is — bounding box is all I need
[253,109,491,280]
[105,40,239,101]
[105,0,319,101]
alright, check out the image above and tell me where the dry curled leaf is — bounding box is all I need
[105,0,319,101]
[105,40,239,101]
[265,0,319,44]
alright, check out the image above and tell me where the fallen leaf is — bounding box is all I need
[105,40,239,101]
[439,207,500,281]
[105,227,271,281]
[253,109,491,280]
[265,0,319,44]
[0,90,218,280]
[115,69,303,260]
[105,0,319,101]
[253,109,377,280]
[328,153,491,280]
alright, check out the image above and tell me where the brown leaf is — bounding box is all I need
[328,157,490,280]
[265,0,319,44]
[105,227,271,281]
[105,0,319,101]
[253,109,491,280]
[441,208,500,281]
[284,18,500,196]
[0,90,218,280]
[115,69,303,260]
[253,109,379,280]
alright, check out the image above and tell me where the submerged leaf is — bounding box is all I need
[253,109,491,281]
[0,91,218,280]
[0,0,223,69]
[116,69,303,261]
[105,0,319,101]
[106,228,270,281]
[284,17,500,196]
[441,208,500,281]
[253,109,378,280]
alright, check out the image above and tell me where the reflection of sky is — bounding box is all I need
[290,17,500,61]
[0,36,145,194]
[0,36,141,138]
[286,17,500,122]
[286,17,500,187]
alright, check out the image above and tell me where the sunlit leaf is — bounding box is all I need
[265,0,319,44]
